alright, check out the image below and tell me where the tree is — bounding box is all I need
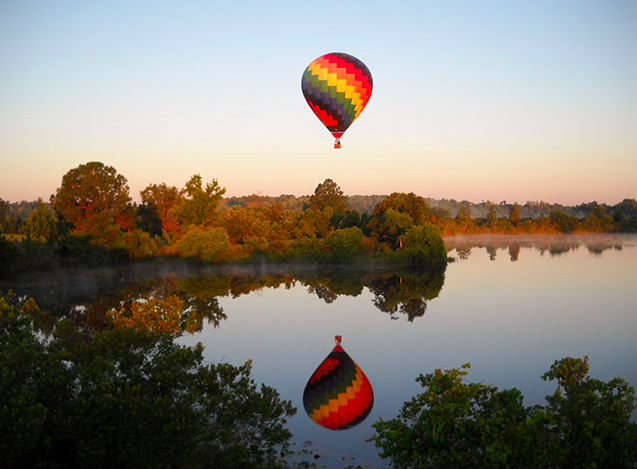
[309,178,348,215]
[140,183,181,237]
[540,357,637,468]
[176,226,230,262]
[51,162,134,246]
[510,203,521,224]
[0,198,9,233]
[371,192,430,225]
[400,224,447,264]
[172,175,226,228]
[372,363,533,469]
[378,208,413,248]
[0,292,296,469]
[327,226,364,261]
[372,358,637,469]
[25,201,57,243]
[487,203,498,226]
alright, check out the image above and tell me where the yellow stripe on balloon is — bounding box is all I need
[310,369,365,423]
[308,62,367,117]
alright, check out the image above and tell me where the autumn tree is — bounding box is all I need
[371,192,430,225]
[51,162,134,246]
[309,178,348,215]
[510,203,521,224]
[0,198,9,233]
[172,175,226,228]
[140,183,181,237]
[25,201,57,243]
[486,203,498,226]
[176,225,230,262]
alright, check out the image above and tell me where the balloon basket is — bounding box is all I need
[334,138,341,149]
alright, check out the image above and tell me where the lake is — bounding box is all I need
[5,234,637,468]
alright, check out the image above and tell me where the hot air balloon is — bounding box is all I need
[303,335,374,430]
[301,53,373,149]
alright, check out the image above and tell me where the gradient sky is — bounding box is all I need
[1,0,636,205]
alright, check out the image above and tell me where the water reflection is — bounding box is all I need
[303,335,374,430]
[5,264,447,328]
[446,234,637,261]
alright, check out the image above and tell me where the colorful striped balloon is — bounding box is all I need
[303,336,374,430]
[301,52,373,148]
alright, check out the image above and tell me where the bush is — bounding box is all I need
[399,223,447,264]
[372,359,637,469]
[327,226,364,262]
[176,226,230,262]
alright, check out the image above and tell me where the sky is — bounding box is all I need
[1,0,636,205]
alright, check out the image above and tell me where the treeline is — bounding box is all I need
[0,162,448,276]
[1,161,635,276]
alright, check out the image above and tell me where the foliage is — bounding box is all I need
[121,228,158,259]
[372,358,637,469]
[109,295,201,336]
[176,225,230,262]
[140,182,181,238]
[51,162,134,247]
[399,224,447,264]
[379,208,414,248]
[24,201,57,243]
[171,174,226,228]
[540,356,637,468]
[371,192,431,226]
[309,178,348,215]
[0,292,296,469]
[327,226,364,261]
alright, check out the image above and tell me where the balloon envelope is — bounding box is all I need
[303,336,374,430]
[301,53,373,148]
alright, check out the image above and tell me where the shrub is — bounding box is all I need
[327,226,364,262]
[176,226,230,262]
[399,223,447,264]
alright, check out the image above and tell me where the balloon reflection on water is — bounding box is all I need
[303,335,374,430]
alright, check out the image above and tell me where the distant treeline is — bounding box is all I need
[4,192,637,222]
[1,161,636,277]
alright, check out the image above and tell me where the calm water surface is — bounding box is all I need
[6,234,637,468]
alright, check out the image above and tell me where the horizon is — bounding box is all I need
[1,1,636,206]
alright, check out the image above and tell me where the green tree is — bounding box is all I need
[540,356,637,468]
[327,226,364,261]
[51,162,134,247]
[25,201,57,243]
[309,178,348,215]
[550,211,578,233]
[0,291,296,469]
[379,208,413,248]
[400,224,447,264]
[372,363,533,469]
[372,358,637,469]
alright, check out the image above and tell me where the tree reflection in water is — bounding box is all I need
[7,265,447,331]
[445,233,635,261]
